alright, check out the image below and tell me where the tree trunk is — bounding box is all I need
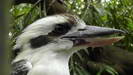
[0,0,10,75]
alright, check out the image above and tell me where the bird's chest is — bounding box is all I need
[28,52,70,75]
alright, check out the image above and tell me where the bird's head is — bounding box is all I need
[14,14,125,55]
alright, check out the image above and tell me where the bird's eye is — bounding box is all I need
[48,22,73,36]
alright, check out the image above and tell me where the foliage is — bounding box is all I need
[10,0,133,75]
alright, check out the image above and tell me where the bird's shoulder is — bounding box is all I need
[11,59,32,75]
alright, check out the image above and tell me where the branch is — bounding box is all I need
[13,0,39,5]
[13,0,69,15]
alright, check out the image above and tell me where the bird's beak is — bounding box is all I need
[62,25,125,47]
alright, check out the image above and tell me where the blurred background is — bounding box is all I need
[7,0,133,75]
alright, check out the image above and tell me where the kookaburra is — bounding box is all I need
[12,14,125,75]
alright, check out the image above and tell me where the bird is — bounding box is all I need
[11,14,125,75]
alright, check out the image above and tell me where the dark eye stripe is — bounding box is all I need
[30,35,51,48]
[48,22,73,36]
